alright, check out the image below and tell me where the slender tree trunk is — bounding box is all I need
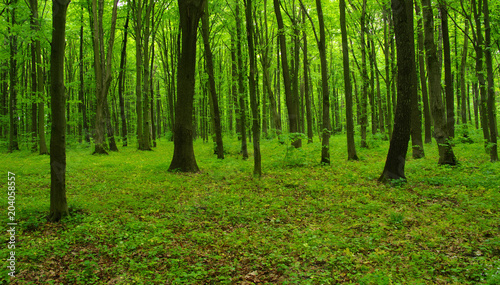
[440,4,455,138]
[303,12,313,144]
[49,0,71,222]
[201,3,224,159]
[472,0,489,146]
[422,0,457,165]
[245,0,261,177]
[168,0,205,172]
[415,2,432,144]
[118,11,129,146]
[483,0,498,161]
[379,0,416,182]
[340,0,358,161]
[460,21,469,126]
[360,0,368,148]
[235,1,248,158]
[274,0,301,148]
[383,8,393,139]
[8,0,20,152]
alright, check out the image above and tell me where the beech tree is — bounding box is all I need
[168,0,205,172]
[49,0,71,221]
[380,0,417,182]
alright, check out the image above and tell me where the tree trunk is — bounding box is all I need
[483,0,498,162]
[422,0,457,165]
[383,8,393,140]
[168,0,205,172]
[440,4,455,138]
[8,0,20,152]
[460,21,469,126]
[235,1,248,158]
[49,0,71,222]
[201,3,224,159]
[360,0,368,148]
[379,0,416,182]
[274,0,301,148]
[117,11,129,146]
[245,0,261,177]
[340,0,358,161]
[303,12,313,144]
[415,2,432,144]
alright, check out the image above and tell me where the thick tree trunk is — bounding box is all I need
[422,0,457,165]
[201,4,224,159]
[274,0,301,148]
[340,0,358,161]
[49,0,70,222]
[168,0,205,173]
[379,0,416,182]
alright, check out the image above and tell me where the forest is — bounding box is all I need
[1,0,500,283]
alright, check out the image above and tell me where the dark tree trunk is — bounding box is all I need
[201,3,224,159]
[440,4,455,138]
[379,0,416,182]
[245,0,261,177]
[422,0,457,165]
[118,11,129,146]
[49,0,71,222]
[460,21,469,126]
[360,0,368,148]
[340,0,358,161]
[168,0,205,172]
[316,0,331,163]
[274,0,301,148]
[303,12,313,144]
[79,11,90,144]
[483,0,498,162]
[415,2,432,144]
[235,2,248,158]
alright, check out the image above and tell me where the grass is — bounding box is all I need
[1,129,499,284]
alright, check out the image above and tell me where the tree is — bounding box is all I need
[379,0,417,182]
[117,11,130,147]
[440,4,455,138]
[201,1,224,159]
[422,0,457,165]
[274,0,301,148]
[168,0,205,172]
[245,0,261,177]
[8,0,19,152]
[340,0,358,161]
[49,0,71,222]
[29,0,48,155]
[483,0,498,162]
[90,0,119,155]
[235,1,249,158]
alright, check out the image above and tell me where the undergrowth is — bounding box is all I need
[1,130,499,284]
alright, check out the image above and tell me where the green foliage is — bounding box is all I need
[0,133,499,284]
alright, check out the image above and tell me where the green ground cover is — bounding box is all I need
[1,130,499,284]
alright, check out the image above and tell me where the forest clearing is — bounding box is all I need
[1,133,499,284]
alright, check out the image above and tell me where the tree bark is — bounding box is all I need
[340,0,358,161]
[168,0,205,172]
[440,4,455,138]
[422,0,457,165]
[8,0,20,152]
[460,21,469,126]
[117,11,129,147]
[360,0,368,148]
[201,3,224,159]
[49,0,71,222]
[415,2,432,144]
[235,1,248,158]
[379,0,416,182]
[483,0,498,162]
[274,0,301,148]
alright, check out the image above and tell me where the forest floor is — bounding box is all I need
[1,129,500,284]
